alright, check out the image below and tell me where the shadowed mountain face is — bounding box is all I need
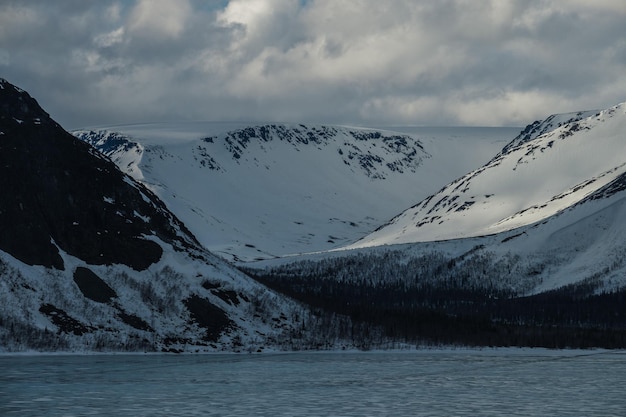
[0,79,196,270]
[0,79,324,354]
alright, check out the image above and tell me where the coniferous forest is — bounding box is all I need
[244,248,626,349]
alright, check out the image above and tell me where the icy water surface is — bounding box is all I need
[1,349,625,416]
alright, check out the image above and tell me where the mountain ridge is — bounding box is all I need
[74,123,514,261]
[348,101,626,249]
[0,78,331,353]
[5,76,625,351]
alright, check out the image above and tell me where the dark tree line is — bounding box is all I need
[243,249,626,349]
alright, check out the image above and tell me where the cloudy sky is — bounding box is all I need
[1,0,624,129]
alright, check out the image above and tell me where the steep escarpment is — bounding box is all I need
[0,78,195,270]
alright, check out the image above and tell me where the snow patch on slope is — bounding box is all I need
[350,102,626,248]
[75,123,516,261]
[76,130,145,181]
[0,236,315,353]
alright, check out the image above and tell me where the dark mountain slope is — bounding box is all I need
[0,79,196,270]
[0,79,333,353]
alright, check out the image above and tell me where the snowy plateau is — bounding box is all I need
[74,123,513,262]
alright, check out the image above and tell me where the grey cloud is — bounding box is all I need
[0,0,624,129]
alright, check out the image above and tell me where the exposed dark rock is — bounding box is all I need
[183,294,233,342]
[39,303,92,336]
[201,280,220,290]
[198,124,427,179]
[73,267,117,303]
[0,78,199,270]
[577,172,626,203]
[117,310,152,331]
[210,288,241,306]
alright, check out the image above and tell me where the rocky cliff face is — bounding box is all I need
[0,78,197,270]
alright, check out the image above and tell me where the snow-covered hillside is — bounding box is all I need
[245,171,626,348]
[350,102,626,248]
[0,78,332,353]
[74,124,515,261]
[248,102,626,295]
[253,157,626,296]
[0,242,315,353]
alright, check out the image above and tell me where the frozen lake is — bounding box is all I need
[1,349,625,416]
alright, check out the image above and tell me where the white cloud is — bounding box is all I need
[94,27,125,48]
[218,0,290,28]
[451,91,576,126]
[1,0,624,128]
[218,0,300,49]
[128,0,192,39]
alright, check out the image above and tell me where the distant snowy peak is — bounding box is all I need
[484,102,623,171]
[74,122,437,261]
[350,102,626,248]
[206,124,429,178]
[78,129,141,154]
[500,108,600,154]
[76,123,430,180]
[75,130,145,179]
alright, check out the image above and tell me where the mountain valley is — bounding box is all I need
[2,76,626,351]
[0,79,332,353]
[74,123,514,261]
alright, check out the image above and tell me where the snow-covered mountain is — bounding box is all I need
[246,104,626,343]
[5,76,625,350]
[0,78,328,353]
[247,101,626,296]
[349,102,626,248]
[246,168,626,348]
[74,123,515,261]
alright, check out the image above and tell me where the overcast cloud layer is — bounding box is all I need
[1,0,624,128]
